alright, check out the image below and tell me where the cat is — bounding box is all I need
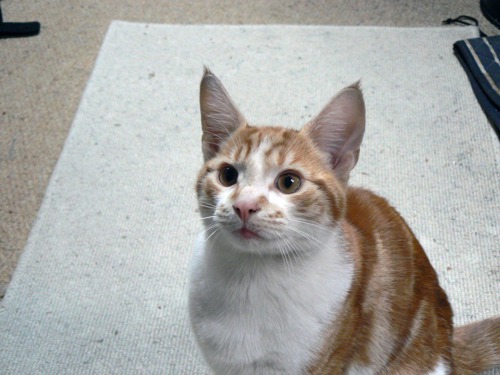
[188,68,500,375]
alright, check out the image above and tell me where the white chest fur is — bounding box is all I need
[188,232,353,375]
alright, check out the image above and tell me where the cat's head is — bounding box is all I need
[196,68,365,255]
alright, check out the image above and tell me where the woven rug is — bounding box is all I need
[0,22,498,374]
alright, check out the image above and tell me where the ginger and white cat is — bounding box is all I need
[188,69,500,375]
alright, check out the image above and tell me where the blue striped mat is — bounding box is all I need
[454,35,500,135]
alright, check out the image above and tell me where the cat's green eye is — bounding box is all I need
[219,165,238,187]
[276,172,301,194]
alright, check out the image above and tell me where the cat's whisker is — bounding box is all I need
[288,240,312,270]
[204,224,222,242]
[286,217,332,232]
[200,222,222,237]
[287,226,329,249]
[289,245,308,270]
[198,202,216,208]
[211,225,225,245]
[278,235,293,275]
[198,215,218,223]
[288,218,344,243]
[204,221,221,230]
[277,233,308,272]
[180,215,217,226]
[197,202,217,210]
[275,235,293,276]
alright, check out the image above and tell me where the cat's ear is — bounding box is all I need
[200,68,246,161]
[303,82,365,183]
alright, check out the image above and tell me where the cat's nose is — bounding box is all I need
[233,201,261,223]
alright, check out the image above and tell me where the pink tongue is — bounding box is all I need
[240,227,258,239]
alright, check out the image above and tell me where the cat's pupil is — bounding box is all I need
[277,172,301,194]
[219,165,238,187]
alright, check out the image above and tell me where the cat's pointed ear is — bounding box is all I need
[200,68,246,161]
[303,82,365,183]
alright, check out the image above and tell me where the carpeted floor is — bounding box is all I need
[0,21,498,374]
[1,0,499,298]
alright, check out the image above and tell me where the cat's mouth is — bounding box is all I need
[235,227,261,240]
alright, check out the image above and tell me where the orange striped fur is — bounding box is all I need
[189,69,500,375]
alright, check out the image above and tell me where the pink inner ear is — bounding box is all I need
[199,71,246,161]
[304,84,365,182]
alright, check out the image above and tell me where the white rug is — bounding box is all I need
[0,22,498,374]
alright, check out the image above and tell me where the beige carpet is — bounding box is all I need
[1,1,499,298]
[0,21,498,374]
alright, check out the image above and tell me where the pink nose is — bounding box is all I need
[233,201,261,222]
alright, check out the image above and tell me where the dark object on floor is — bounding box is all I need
[481,0,500,29]
[443,15,487,37]
[454,36,500,136]
[0,3,40,38]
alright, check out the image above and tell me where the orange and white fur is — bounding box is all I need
[188,69,500,375]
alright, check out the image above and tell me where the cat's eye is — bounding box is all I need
[219,165,238,187]
[276,172,301,194]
